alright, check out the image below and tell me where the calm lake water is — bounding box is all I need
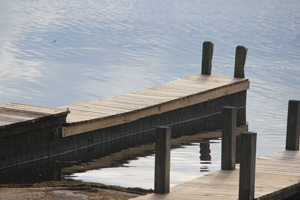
[1,0,300,189]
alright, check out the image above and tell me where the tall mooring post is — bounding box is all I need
[286,100,300,150]
[155,126,171,194]
[234,46,248,78]
[221,106,236,170]
[201,41,214,75]
[239,132,257,200]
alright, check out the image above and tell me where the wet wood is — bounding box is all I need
[132,150,300,200]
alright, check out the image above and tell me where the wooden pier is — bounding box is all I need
[58,74,249,137]
[0,74,249,169]
[0,42,250,169]
[132,150,300,200]
[1,75,249,139]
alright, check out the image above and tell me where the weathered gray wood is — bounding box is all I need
[0,107,69,138]
[155,126,171,194]
[61,75,249,137]
[201,41,214,75]
[221,106,236,170]
[234,46,248,78]
[239,132,257,200]
[286,100,300,150]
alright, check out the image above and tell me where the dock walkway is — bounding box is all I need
[0,74,249,169]
[133,150,300,200]
[57,74,249,137]
[1,74,249,138]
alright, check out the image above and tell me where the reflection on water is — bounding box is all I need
[66,133,222,189]
[0,0,300,189]
[0,126,246,189]
[63,126,246,189]
[199,142,212,172]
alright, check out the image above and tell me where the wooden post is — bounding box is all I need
[286,100,300,150]
[155,126,171,194]
[234,46,248,78]
[221,106,236,170]
[201,41,214,75]
[239,132,257,200]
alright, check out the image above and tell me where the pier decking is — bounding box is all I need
[133,150,300,200]
[58,74,249,137]
[0,105,68,138]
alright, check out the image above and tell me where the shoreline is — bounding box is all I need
[0,180,152,200]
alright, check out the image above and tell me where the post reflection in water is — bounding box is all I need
[199,142,212,172]
[0,125,247,189]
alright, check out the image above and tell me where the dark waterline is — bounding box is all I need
[1,126,244,189]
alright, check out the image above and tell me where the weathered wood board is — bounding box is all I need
[58,74,249,137]
[0,104,68,137]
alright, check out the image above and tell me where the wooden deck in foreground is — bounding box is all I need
[57,74,249,137]
[132,150,300,200]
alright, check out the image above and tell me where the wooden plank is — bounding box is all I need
[64,102,133,113]
[0,115,31,123]
[0,106,69,137]
[134,90,185,98]
[65,104,124,115]
[66,115,95,123]
[142,87,197,95]
[184,75,241,81]
[0,113,35,121]
[0,107,45,118]
[0,103,69,124]
[127,93,175,101]
[99,96,155,106]
[84,101,134,111]
[161,82,221,90]
[0,120,11,126]
[137,83,221,93]
[88,99,147,110]
[1,103,67,116]
[66,109,108,118]
[115,94,172,103]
